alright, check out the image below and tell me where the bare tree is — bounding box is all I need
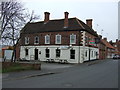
[0,0,39,62]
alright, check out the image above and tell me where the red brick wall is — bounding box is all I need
[99,43,106,59]
[20,31,82,46]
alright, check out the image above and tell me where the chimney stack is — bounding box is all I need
[103,38,107,41]
[116,39,118,42]
[64,12,69,28]
[98,35,102,39]
[44,12,50,23]
[86,19,93,28]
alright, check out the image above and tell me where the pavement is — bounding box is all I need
[2,59,108,81]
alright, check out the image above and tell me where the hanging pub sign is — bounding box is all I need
[95,38,100,44]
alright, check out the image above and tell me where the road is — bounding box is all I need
[2,59,118,88]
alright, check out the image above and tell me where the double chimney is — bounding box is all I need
[44,11,69,28]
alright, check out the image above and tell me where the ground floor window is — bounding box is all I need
[56,48,60,58]
[45,48,49,58]
[85,50,87,57]
[70,49,75,59]
[25,48,28,56]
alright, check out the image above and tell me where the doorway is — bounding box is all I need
[89,49,91,61]
[34,48,38,60]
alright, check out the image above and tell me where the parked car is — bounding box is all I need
[113,55,120,59]
[118,56,120,59]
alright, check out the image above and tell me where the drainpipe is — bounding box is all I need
[78,30,80,63]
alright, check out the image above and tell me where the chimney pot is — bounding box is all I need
[44,12,50,23]
[116,39,118,42]
[86,19,93,28]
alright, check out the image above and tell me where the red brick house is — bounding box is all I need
[109,39,120,56]
[98,36,106,60]
[16,12,99,63]
[101,38,115,58]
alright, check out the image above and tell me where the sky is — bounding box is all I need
[20,0,119,42]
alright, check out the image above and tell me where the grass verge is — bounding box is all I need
[2,63,35,73]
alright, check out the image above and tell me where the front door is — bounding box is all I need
[88,49,91,61]
[34,48,38,60]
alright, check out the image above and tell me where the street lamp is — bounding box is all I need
[101,29,104,36]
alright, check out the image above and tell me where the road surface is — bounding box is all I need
[2,59,118,88]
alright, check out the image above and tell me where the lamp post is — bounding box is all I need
[101,29,104,36]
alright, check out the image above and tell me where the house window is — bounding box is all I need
[85,51,87,57]
[70,49,75,59]
[70,34,76,44]
[45,48,49,58]
[45,35,50,44]
[25,48,28,56]
[56,48,60,57]
[91,51,93,57]
[25,37,29,44]
[34,36,39,44]
[56,34,61,44]
[114,45,117,47]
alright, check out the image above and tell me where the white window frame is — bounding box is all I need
[45,35,50,44]
[25,37,29,45]
[34,36,39,44]
[70,34,76,44]
[56,34,61,44]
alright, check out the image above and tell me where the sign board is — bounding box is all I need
[60,46,70,50]
[95,38,100,44]
[89,41,95,45]
[4,50,13,60]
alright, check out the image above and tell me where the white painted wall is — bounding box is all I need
[20,45,99,63]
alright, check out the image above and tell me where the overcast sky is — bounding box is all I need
[20,0,119,42]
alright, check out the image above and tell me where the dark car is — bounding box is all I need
[118,56,120,59]
[113,55,120,59]
[113,56,118,59]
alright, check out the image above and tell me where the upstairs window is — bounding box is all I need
[70,49,75,59]
[45,35,50,44]
[56,48,61,57]
[34,36,39,44]
[45,48,50,58]
[25,37,29,45]
[56,34,61,44]
[70,34,76,44]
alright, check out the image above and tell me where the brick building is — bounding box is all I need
[16,12,99,63]
[101,38,115,58]
[98,36,106,60]
[109,39,120,56]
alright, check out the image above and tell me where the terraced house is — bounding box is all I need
[16,12,100,63]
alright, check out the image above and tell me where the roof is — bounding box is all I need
[21,18,98,37]
[101,39,115,49]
